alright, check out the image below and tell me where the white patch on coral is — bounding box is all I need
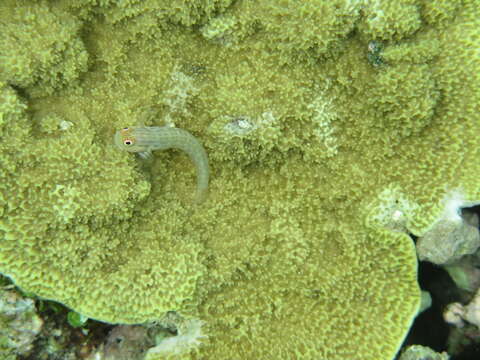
[59,120,73,131]
[308,89,339,158]
[147,319,207,356]
[392,210,404,222]
[441,189,465,223]
[368,185,419,232]
[424,188,479,229]
[223,111,276,137]
[437,189,480,225]
[259,111,276,125]
[51,184,81,223]
[163,66,198,125]
[224,116,257,136]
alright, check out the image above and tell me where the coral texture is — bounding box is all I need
[0,0,88,97]
[1,0,479,359]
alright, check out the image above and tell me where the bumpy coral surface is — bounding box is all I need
[1,0,479,359]
[0,0,88,97]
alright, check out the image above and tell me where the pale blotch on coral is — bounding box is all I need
[365,185,419,233]
[305,85,339,159]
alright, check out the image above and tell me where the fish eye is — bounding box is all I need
[124,139,133,146]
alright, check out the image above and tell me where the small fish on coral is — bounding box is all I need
[114,126,209,203]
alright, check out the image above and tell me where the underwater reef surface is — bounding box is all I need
[0,0,479,359]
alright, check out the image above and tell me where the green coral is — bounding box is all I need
[420,0,463,26]
[65,0,235,43]
[0,0,88,97]
[200,13,239,46]
[0,83,204,323]
[357,0,422,41]
[367,63,440,140]
[259,1,359,61]
[97,0,235,27]
[0,1,479,360]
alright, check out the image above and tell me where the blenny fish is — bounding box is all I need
[114,126,209,203]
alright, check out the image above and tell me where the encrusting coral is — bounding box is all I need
[0,0,479,359]
[0,0,88,97]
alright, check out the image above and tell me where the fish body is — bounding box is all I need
[114,126,209,203]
